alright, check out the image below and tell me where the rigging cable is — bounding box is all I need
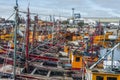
[0,12,15,29]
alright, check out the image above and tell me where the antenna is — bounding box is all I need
[28,0,30,8]
[16,0,18,7]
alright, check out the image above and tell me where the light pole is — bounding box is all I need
[72,8,75,19]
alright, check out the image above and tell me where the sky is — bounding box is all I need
[0,0,120,19]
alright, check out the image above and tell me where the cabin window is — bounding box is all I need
[96,76,103,80]
[107,77,117,80]
[76,57,80,62]
[43,61,57,67]
[50,71,64,77]
[22,66,35,74]
[34,69,48,76]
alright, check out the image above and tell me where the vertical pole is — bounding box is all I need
[49,15,52,22]
[111,42,114,69]
[13,0,18,79]
[0,30,1,42]
[52,15,55,44]
[117,20,120,36]
[111,41,115,69]
[32,15,38,46]
[111,50,114,69]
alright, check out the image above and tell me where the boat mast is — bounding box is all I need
[13,0,19,79]
[25,7,30,71]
